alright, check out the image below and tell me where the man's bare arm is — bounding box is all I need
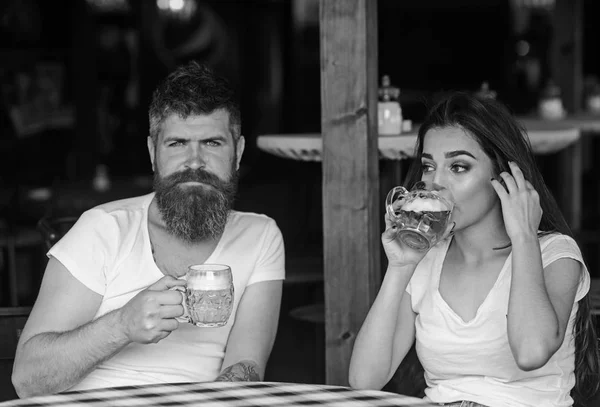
[215,360,260,382]
[13,310,130,397]
[12,259,185,397]
[216,280,282,382]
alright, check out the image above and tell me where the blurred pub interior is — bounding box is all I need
[0,0,599,398]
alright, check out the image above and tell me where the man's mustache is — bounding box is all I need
[163,168,224,189]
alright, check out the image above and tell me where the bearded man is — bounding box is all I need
[13,62,285,397]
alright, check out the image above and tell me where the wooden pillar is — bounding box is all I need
[320,0,380,386]
[551,0,583,113]
[551,0,583,231]
[557,141,582,231]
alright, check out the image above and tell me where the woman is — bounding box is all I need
[349,92,599,407]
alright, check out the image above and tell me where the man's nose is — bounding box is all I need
[185,145,206,169]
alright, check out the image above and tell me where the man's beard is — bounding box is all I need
[154,167,238,243]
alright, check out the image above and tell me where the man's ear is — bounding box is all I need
[147,136,156,171]
[235,136,245,171]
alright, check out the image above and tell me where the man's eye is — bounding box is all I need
[206,140,221,147]
[168,141,184,147]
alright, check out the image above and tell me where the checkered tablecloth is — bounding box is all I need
[0,381,435,407]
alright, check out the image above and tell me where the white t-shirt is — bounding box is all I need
[48,193,285,391]
[407,233,589,407]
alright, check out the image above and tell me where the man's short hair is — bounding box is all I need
[149,61,241,143]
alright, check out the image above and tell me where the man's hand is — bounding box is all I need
[118,276,186,344]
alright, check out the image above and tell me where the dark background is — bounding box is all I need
[1,0,598,184]
[1,0,599,312]
[0,0,599,397]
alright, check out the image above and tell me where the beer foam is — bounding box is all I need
[187,273,230,290]
[402,197,447,212]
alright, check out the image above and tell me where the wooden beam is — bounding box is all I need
[551,0,583,113]
[320,0,380,386]
[556,140,582,231]
[551,0,583,232]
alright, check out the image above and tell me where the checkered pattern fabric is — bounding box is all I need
[1,381,436,407]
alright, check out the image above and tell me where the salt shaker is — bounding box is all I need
[378,75,402,135]
[93,164,111,192]
[538,80,566,120]
[586,81,600,115]
[475,81,497,100]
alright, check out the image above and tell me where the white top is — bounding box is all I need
[407,234,590,407]
[48,193,285,391]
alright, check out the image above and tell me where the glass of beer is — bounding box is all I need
[175,264,234,328]
[386,181,455,251]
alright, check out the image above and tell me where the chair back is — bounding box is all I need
[0,307,31,401]
[37,216,79,251]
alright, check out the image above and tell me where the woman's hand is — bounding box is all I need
[382,213,455,268]
[491,161,542,242]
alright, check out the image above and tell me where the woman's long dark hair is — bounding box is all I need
[404,92,599,405]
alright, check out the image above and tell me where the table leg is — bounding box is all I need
[7,238,18,307]
[556,139,582,232]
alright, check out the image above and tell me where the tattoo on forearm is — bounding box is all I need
[216,360,260,382]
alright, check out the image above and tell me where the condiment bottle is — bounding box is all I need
[378,75,402,135]
[538,80,566,120]
[475,81,497,99]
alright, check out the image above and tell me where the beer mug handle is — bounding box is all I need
[385,186,409,222]
[170,285,190,323]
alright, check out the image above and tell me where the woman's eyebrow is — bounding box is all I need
[422,150,477,160]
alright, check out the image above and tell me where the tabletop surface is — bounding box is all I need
[0,381,435,407]
[257,117,582,162]
[518,113,600,132]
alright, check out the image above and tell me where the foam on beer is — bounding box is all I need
[186,271,230,290]
[402,197,447,212]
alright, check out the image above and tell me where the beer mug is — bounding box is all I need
[174,264,234,328]
[385,181,455,251]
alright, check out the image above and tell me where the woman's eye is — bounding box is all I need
[451,163,469,173]
[421,163,434,173]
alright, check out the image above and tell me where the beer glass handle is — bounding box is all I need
[170,286,190,323]
[385,186,408,222]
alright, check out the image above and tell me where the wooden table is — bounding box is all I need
[517,113,600,133]
[257,122,580,161]
[519,113,600,163]
[257,119,582,229]
[517,114,600,235]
